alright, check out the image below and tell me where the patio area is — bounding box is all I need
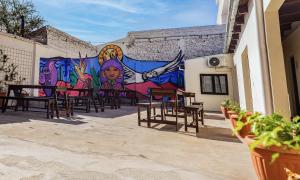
[0,106,256,180]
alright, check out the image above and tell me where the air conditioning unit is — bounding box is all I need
[207,56,228,68]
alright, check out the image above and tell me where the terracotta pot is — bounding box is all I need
[245,136,300,180]
[0,91,6,108]
[229,112,252,140]
[227,110,237,118]
[221,105,230,119]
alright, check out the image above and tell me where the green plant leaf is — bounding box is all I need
[270,153,280,164]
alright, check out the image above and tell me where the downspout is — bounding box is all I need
[255,0,274,114]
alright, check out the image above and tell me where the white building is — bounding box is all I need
[218,0,300,117]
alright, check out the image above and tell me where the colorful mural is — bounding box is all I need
[39,44,185,97]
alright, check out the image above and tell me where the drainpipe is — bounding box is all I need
[255,0,274,114]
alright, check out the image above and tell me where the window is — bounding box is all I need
[200,74,228,95]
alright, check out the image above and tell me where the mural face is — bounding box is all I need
[39,44,185,97]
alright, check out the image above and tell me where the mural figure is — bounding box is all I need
[39,60,58,96]
[73,57,92,89]
[39,44,185,98]
[100,58,124,90]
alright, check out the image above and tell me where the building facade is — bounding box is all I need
[219,0,300,117]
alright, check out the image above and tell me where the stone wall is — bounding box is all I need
[98,25,226,61]
[28,26,98,57]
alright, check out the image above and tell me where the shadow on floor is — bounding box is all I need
[152,123,184,132]
[204,113,225,121]
[0,110,87,125]
[74,105,138,119]
[195,125,241,143]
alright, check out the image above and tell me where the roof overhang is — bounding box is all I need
[225,0,250,53]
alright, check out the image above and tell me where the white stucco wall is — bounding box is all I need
[216,0,230,25]
[233,1,269,114]
[0,32,93,95]
[184,54,235,111]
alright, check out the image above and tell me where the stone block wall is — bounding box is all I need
[98,25,226,61]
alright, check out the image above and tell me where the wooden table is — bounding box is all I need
[137,88,184,131]
[68,88,98,113]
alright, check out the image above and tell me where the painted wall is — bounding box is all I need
[283,26,300,115]
[39,44,185,97]
[184,54,236,111]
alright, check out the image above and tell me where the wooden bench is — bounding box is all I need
[0,85,58,119]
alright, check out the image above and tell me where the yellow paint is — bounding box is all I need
[241,47,253,111]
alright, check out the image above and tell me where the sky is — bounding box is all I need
[32,0,218,45]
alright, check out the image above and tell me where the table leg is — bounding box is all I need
[196,110,199,133]
[161,104,164,121]
[71,100,74,116]
[50,101,54,119]
[147,106,151,128]
[153,107,156,120]
[46,101,50,119]
[92,97,98,113]
[201,108,204,125]
[184,109,187,132]
[2,98,6,112]
[137,106,141,126]
[175,107,178,131]
[55,100,59,119]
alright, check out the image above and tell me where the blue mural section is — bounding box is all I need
[39,44,184,97]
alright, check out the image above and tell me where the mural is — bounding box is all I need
[39,44,185,97]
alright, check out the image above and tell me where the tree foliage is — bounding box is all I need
[0,0,44,36]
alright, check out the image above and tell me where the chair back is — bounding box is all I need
[183,92,196,106]
[149,88,178,105]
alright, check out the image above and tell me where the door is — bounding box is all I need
[290,57,300,115]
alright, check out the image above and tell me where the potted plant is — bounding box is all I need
[221,99,231,119]
[244,114,300,180]
[230,111,256,141]
[227,102,241,118]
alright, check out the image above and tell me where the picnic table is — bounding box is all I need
[67,88,98,113]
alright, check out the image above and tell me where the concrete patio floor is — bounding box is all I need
[0,106,256,180]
